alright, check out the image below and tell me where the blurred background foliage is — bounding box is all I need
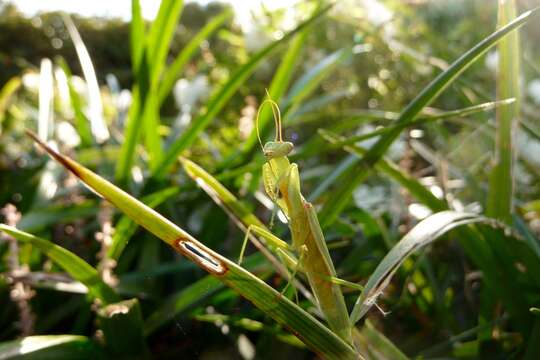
[0,0,540,358]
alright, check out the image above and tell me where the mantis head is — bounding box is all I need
[263,141,294,159]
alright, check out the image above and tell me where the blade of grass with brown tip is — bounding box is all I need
[26,130,358,360]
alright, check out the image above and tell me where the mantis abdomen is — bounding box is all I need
[271,159,352,342]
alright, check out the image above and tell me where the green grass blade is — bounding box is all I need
[319,7,539,227]
[240,30,308,157]
[57,59,93,147]
[62,14,109,144]
[114,0,146,182]
[354,321,409,360]
[139,0,185,170]
[0,224,119,304]
[97,299,149,358]
[130,0,145,74]
[38,58,53,141]
[115,83,145,184]
[153,5,333,178]
[26,131,358,359]
[331,99,515,147]
[18,201,98,233]
[158,9,233,105]
[0,76,21,134]
[145,0,183,84]
[349,211,523,324]
[141,94,163,170]
[107,187,179,261]
[181,158,265,228]
[283,47,351,116]
[487,0,520,223]
[144,275,222,335]
[116,0,184,181]
[0,335,103,359]
[320,130,447,212]
[144,253,267,335]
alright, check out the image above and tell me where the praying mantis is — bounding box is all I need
[238,97,354,343]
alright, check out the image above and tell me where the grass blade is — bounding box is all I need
[487,0,520,223]
[283,47,352,116]
[330,99,515,147]
[0,76,21,134]
[158,8,233,105]
[62,14,109,144]
[57,59,93,147]
[319,129,447,212]
[349,211,522,324]
[239,30,308,159]
[115,79,146,184]
[117,0,184,178]
[319,7,539,227]
[145,0,184,85]
[0,335,103,359]
[114,0,147,183]
[354,320,409,360]
[141,0,184,169]
[107,187,179,261]
[153,5,333,178]
[26,131,358,359]
[0,224,119,304]
[130,0,145,74]
[181,158,265,228]
[18,201,98,233]
[144,253,267,335]
[97,299,149,358]
[38,58,53,141]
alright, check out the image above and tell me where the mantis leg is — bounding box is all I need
[237,225,253,265]
[328,277,364,292]
[279,244,308,304]
[237,224,291,265]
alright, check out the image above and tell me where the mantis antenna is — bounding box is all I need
[255,94,284,153]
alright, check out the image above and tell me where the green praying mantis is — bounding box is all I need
[237,97,358,343]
